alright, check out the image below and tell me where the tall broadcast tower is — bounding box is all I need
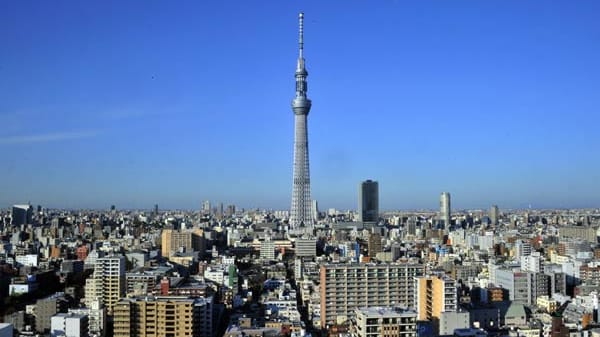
[290,12,313,230]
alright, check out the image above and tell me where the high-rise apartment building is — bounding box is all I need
[290,13,314,230]
[439,192,451,228]
[354,307,417,337]
[161,229,205,258]
[415,275,458,326]
[84,256,125,315]
[319,262,424,328]
[113,296,213,337]
[359,180,379,223]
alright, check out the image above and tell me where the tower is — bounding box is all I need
[290,12,313,230]
[358,180,379,223]
[439,192,451,228]
[490,204,499,227]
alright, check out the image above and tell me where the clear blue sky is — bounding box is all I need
[1,1,599,210]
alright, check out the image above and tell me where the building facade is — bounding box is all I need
[415,275,458,334]
[354,307,417,337]
[439,192,451,228]
[113,296,213,337]
[358,180,379,223]
[84,256,125,314]
[319,262,424,328]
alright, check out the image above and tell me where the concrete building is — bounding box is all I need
[354,307,417,337]
[84,255,125,314]
[50,313,89,337]
[514,240,532,258]
[113,296,213,337]
[295,237,316,258]
[36,293,69,333]
[367,233,382,258]
[319,262,424,328]
[415,275,458,334]
[161,229,205,258]
[358,180,379,223]
[520,252,544,273]
[440,192,451,228]
[68,299,106,337]
[439,311,470,336]
[260,240,276,260]
[493,269,549,306]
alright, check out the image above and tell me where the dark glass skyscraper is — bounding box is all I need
[359,180,379,223]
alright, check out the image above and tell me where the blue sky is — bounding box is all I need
[1,1,599,210]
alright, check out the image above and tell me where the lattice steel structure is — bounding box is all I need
[290,12,313,229]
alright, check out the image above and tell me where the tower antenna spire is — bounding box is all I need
[298,12,304,58]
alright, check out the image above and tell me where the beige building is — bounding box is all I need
[84,255,125,315]
[354,307,417,337]
[536,295,558,313]
[415,275,458,333]
[161,229,205,258]
[113,296,213,337]
[319,262,424,328]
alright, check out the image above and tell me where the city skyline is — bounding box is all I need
[1,1,600,210]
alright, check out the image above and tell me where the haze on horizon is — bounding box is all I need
[1,1,599,211]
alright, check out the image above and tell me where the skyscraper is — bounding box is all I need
[11,204,33,226]
[439,192,451,228]
[358,180,379,223]
[290,12,313,230]
[490,204,499,226]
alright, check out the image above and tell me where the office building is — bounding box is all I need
[11,204,33,226]
[319,262,424,328]
[50,313,89,337]
[354,307,417,337]
[440,192,451,228]
[493,269,549,306]
[415,275,458,333]
[113,296,213,337]
[489,205,499,227]
[290,13,314,230]
[358,180,379,223]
